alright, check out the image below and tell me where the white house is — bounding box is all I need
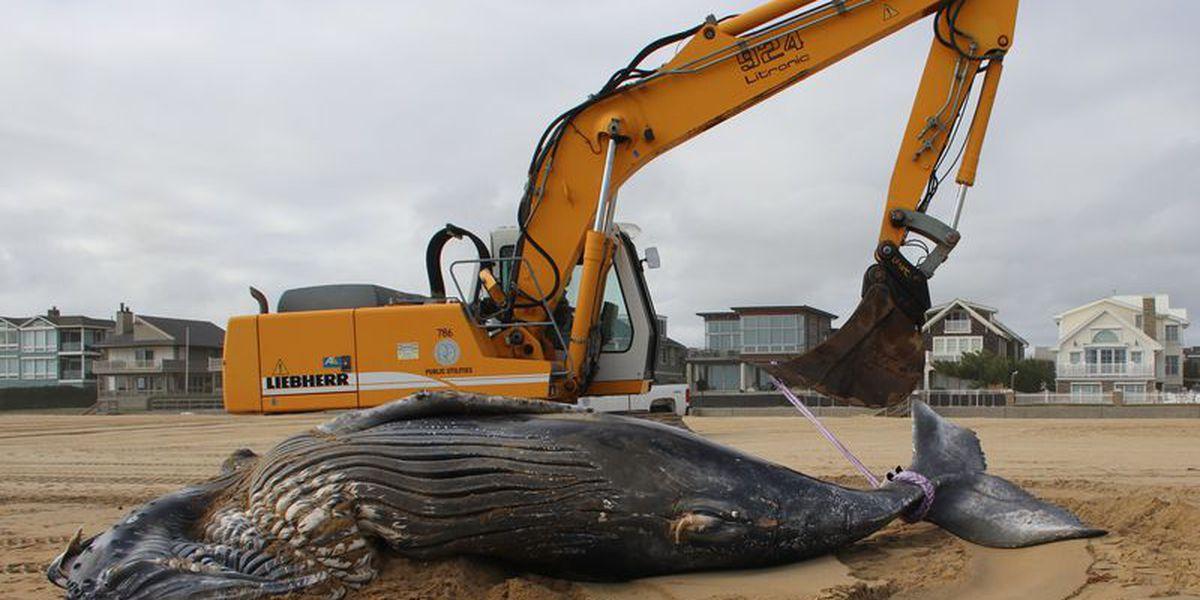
[1053,295,1189,397]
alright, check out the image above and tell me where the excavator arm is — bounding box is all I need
[502,0,1018,405]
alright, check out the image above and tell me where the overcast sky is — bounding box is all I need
[1,1,1197,349]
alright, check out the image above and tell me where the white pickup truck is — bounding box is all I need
[575,383,690,416]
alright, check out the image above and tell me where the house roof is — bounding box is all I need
[730,305,838,319]
[142,316,225,347]
[1111,295,1189,321]
[1,314,112,329]
[1053,308,1163,352]
[923,298,1028,346]
[698,305,839,320]
[927,298,997,315]
[17,316,56,328]
[45,315,115,329]
[97,315,225,349]
[1055,295,1189,325]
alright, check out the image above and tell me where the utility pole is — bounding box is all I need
[184,326,190,395]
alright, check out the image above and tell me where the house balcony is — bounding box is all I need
[930,353,965,363]
[59,370,84,381]
[686,349,742,362]
[93,359,187,374]
[58,342,101,354]
[1056,363,1155,379]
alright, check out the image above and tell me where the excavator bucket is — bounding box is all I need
[762,263,930,408]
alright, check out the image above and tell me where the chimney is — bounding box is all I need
[1142,296,1156,340]
[116,303,134,336]
[47,306,60,320]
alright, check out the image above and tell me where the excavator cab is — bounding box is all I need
[487,225,660,396]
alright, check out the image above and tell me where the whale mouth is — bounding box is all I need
[670,499,766,547]
[51,531,340,600]
[82,560,328,600]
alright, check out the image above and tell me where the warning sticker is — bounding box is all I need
[396,342,419,360]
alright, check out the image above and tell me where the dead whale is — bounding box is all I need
[48,391,1103,599]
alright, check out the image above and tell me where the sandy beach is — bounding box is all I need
[1,412,1197,600]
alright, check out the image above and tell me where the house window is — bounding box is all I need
[1070,382,1102,397]
[932,336,983,359]
[135,349,155,364]
[1114,383,1146,402]
[0,324,17,349]
[1130,351,1142,364]
[1069,351,1081,365]
[1085,347,1127,375]
[701,364,740,391]
[705,320,741,351]
[20,357,57,380]
[0,357,19,379]
[85,329,107,348]
[20,328,57,352]
[1165,355,1180,376]
[740,314,802,354]
[750,366,776,390]
[1135,314,1143,328]
[944,310,971,334]
[1091,329,1119,344]
[1165,325,1180,342]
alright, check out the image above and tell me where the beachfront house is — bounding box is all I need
[94,304,225,398]
[1053,295,1189,398]
[921,298,1027,390]
[0,308,114,389]
[687,305,837,393]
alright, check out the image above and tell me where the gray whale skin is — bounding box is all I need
[49,391,1103,599]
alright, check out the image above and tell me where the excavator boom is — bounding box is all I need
[766,2,1014,406]
[511,0,1017,405]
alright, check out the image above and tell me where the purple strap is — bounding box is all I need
[892,470,935,522]
[770,377,881,489]
[770,376,934,522]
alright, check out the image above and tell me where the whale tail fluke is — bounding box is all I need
[907,401,1105,548]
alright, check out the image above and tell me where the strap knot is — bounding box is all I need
[891,470,935,522]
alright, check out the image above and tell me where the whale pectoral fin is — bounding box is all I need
[316,390,583,436]
[926,474,1106,548]
[220,448,260,475]
[46,527,87,588]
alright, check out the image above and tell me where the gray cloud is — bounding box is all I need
[1,1,1197,350]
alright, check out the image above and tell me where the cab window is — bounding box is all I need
[564,265,632,353]
[497,244,516,291]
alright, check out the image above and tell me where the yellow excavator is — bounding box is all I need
[223,0,1018,414]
